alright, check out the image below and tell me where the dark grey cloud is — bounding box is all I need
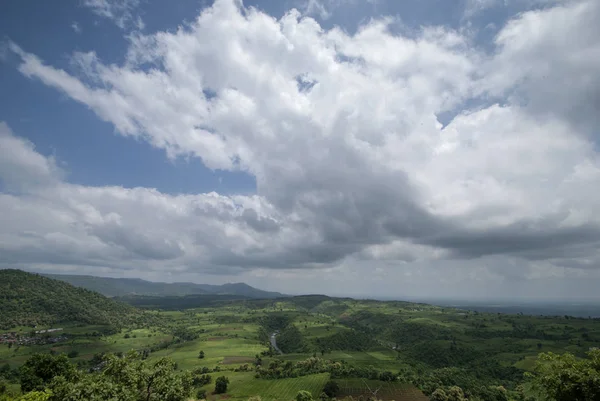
[424,222,600,260]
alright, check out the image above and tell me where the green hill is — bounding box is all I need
[0,269,140,329]
[43,273,286,299]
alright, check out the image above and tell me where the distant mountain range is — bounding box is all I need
[43,273,286,299]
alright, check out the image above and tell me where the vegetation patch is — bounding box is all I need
[337,379,429,401]
[221,356,255,365]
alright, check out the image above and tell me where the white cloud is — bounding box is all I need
[71,22,82,34]
[82,0,142,30]
[482,0,600,132]
[4,0,600,297]
[0,123,62,191]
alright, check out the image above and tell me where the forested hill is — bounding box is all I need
[0,269,140,329]
[43,273,286,298]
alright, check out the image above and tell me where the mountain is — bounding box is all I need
[0,269,140,329]
[43,273,286,299]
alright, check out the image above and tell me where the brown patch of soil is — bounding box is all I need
[221,356,255,365]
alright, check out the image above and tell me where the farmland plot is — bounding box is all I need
[337,378,428,401]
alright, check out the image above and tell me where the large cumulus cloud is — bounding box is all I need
[3,0,600,295]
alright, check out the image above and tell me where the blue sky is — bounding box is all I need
[0,0,531,196]
[1,0,600,299]
[1,0,258,195]
[0,0,532,196]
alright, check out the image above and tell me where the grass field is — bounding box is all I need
[336,379,428,401]
[229,373,330,401]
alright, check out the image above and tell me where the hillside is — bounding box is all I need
[0,269,140,329]
[43,273,285,298]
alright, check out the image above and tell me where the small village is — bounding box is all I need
[0,328,67,346]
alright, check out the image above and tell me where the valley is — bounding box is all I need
[1,270,599,400]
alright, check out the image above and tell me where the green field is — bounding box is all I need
[197,372,330,401]
[2,291,600,401]
[337,379,429,401]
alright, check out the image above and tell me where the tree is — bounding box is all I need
[529,349,600,401]
[214,376,229,394]
[430,389,448,401]
[192,374,211,387]
[322,380,340,398]
[295,390,313,401]
[18,389,53,401]
[48,351,192,401]
[198,351,205,359]
[196,389,207,400]
[19,353,75,393]
[447,386,466,401]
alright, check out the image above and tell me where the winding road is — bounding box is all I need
[270,332,283,354]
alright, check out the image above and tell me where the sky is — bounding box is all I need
[1,0,600,300]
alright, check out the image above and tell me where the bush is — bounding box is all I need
[19,353,76,393]
[67,350,79,359]
[192,374,212,387]
[296,390,313,401]
[323,380,340,398]
[196,389,207,400]
[214,376,229,394]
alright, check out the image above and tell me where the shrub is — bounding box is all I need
[296,390,313,401]
[214,376,229,394]
[323,380,340,398]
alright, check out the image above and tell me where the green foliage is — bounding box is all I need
[4,292,600,401]
[430,388,448,401]
[447,386,467,401]
[48,351,192,401]
[192,374,211,387]
[313,329,374,351]
[214,376,230,394]
[0,364,17,382]
[257,327,270,344]
[171,326,198,342]
[17,390,53,401]
[198,350,205,359]
[529,349,600,401]
[259,314,293,332]
[277,325,306,353]
[0,270,139,329]
[19,353,76,393]
[322,380,340,398]
[196,389,207,400]
[295,390,313,401]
